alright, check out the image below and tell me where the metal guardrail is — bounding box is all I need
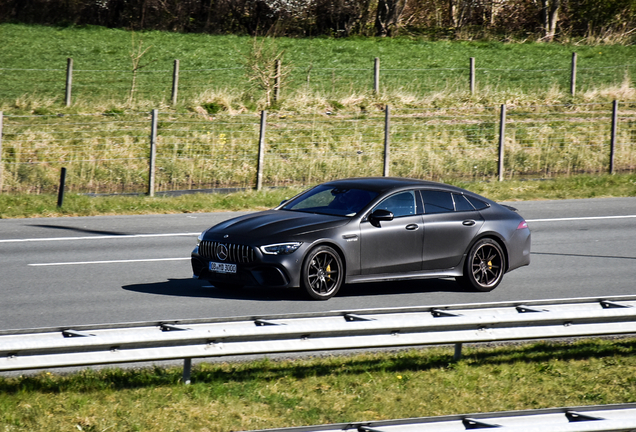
[245,403,636,432]
[2,295,636,383]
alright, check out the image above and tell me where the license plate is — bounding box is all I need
[209,262,237,274]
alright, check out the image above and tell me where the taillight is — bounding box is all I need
[517,221,528,230]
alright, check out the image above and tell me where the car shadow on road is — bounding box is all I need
[122,277,470,301]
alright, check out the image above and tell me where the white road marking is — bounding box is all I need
[526,215,636,223]
[1,215,635,244]
[12,214,636,267]
[29,257,190,266]
[0,232,200,243]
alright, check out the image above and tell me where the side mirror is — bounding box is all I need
[369,209,394,226]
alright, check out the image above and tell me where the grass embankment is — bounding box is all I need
[1,173,634,219]
[1,339,635,431]
[1,24,636,194]
[1,23,636,112]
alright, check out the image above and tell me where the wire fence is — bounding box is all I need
[1,57,635,106]
[1,103,635,195]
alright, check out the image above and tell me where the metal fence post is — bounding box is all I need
[570,52,577,96]
[0,111,3,193]
[374,57,380,94]
[610,100,618,174]
[148,109,158,197]
[384,105,390,177]
[274,60,281,103]
[256,110,267,191]
[171,59,180,106]
[469,57,475,94]
[498,104,506,181]
[65,58,73,107]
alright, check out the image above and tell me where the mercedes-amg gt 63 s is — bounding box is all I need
[191,177,531,300]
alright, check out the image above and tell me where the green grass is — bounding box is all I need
[3,106,636,195]
[1,23,636,112]
[1,173,634,219]
[1,24,636,196]
[1,338,635,431]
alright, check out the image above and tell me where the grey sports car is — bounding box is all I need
[191,177,531,300]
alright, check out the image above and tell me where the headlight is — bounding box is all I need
[260,242,302,255]
[197,232,205,246]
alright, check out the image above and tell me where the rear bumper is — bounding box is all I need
[507,228,531,271]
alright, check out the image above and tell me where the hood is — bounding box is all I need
[204,210,349,241]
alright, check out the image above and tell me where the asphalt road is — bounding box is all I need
[1,197,635,331]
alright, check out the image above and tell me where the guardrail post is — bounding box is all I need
[374,57,380,94]
[469,57,475,94]
[183,358,192,385]
[454,343,463,361]
[383,105,390,177]
[256,110,267,191]
[610,100,618,174]
[171,59,180,106]
[57,167,67,207]
[570,52,577,96]
[148,109,158,197]
[65,58,73,107]
[498,104,506,181]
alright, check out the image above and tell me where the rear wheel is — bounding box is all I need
[301,245,343,300]
[456,238,505,292]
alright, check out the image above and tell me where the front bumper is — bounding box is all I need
[191,246,303,288]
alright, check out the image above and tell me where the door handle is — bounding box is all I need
[462,220,476,226]
[405,224,419,231]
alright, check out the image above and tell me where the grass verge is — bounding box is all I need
[1,173,635,219]
[1,338,635,431]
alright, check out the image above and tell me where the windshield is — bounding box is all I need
[281,185,378,217]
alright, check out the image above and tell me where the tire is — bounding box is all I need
[301,245,344,300]
[456,238,506,292]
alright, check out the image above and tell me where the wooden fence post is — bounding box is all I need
[570,52,577,96]
[470,57,475,94]
[374,57,380,94]
[0,111,3,193]
[256,110,267,191]
[610,100,618,174]
[274,60,281,103]
[383,105,390,177]
[498,104,506,181]
[65,58,73,107]
[148,109,158,197]
[171,59,180,106]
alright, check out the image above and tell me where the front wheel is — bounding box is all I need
[456,238,506,292]
[301,245,344,300]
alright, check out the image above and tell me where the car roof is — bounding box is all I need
[321,177,468,195]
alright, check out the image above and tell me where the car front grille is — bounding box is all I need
[199,240,256,263]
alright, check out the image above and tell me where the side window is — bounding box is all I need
[464,195,489,210]
[421,190,454,214]
[373,191,416,218]
[453,194,476,212]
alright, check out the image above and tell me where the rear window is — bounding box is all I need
[464,196,489,210]
[453,194,476,212]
